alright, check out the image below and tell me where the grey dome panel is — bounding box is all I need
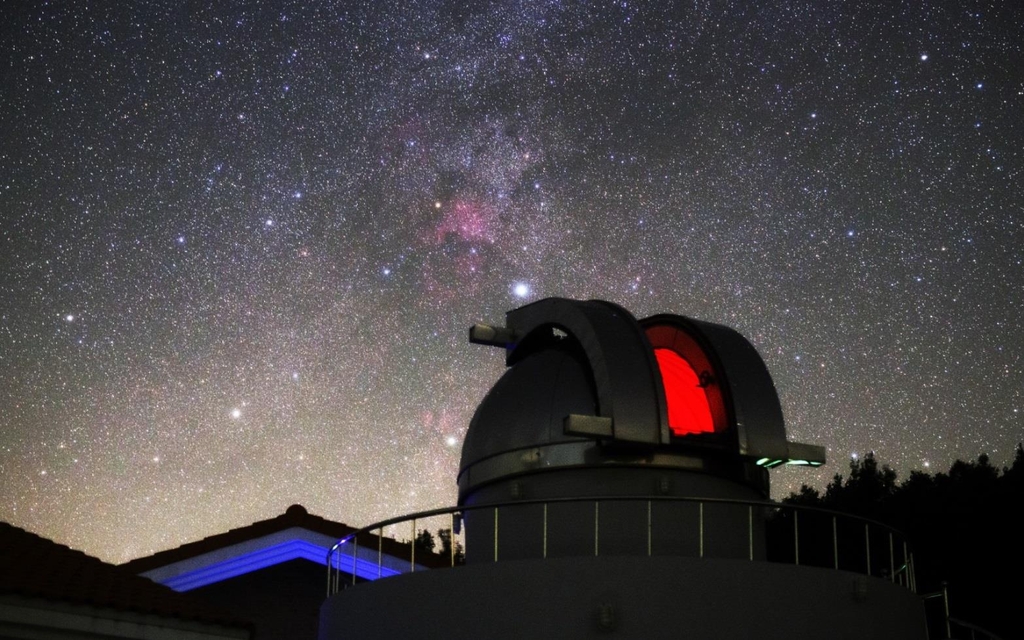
[459,346,597,476]
[503,299,669,445]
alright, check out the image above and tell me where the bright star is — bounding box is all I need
[512,282,530,298]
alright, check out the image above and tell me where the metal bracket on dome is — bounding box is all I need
[754,442,827,469]
[785,441,827,466]
[469,323,522,348]
[564,414,614,439]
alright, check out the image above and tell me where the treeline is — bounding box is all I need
[414,527,465,565]
[781,444,1024,638]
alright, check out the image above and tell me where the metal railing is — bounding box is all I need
[922,584,1005,640]
[947,617,1005,640]
[326,495,916,596]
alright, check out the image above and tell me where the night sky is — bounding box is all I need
[2,1,1021,564]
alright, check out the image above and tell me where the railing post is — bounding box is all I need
[326,547,332,597]
[594,501,600,557]
[699,502,704,558]
[543,503,548,559]
[748,505,754,561]
[450,513,456,567]
[494,507,499,562]
[864,523,871,576]
[889,532,895,583]
[793,510,799,565]
[903,541,909,588]
[942,582,951,639]
[411,519,416,573]
[378,527,383,578]
[832,516,839,570]
[646,500,652,557]
[352,537,358,586]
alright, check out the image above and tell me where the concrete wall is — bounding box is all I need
[320,555,927,640]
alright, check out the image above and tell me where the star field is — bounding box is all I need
[1,0,1022,563]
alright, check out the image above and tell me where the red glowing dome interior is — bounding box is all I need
[654,348,715,436]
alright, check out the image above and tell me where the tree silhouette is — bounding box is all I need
[781,447,1024,638]
[414,529,436,555]
[822,452,897,519]
[437,528,465,565]
[411,528,465,565]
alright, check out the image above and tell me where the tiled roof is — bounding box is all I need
[120,504,446,573]
[0,520,252,631]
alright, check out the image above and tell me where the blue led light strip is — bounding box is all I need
[159,539,402,591]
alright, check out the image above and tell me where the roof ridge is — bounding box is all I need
[119,504,357,572]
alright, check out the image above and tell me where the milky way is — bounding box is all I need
[2,1,1021,562]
